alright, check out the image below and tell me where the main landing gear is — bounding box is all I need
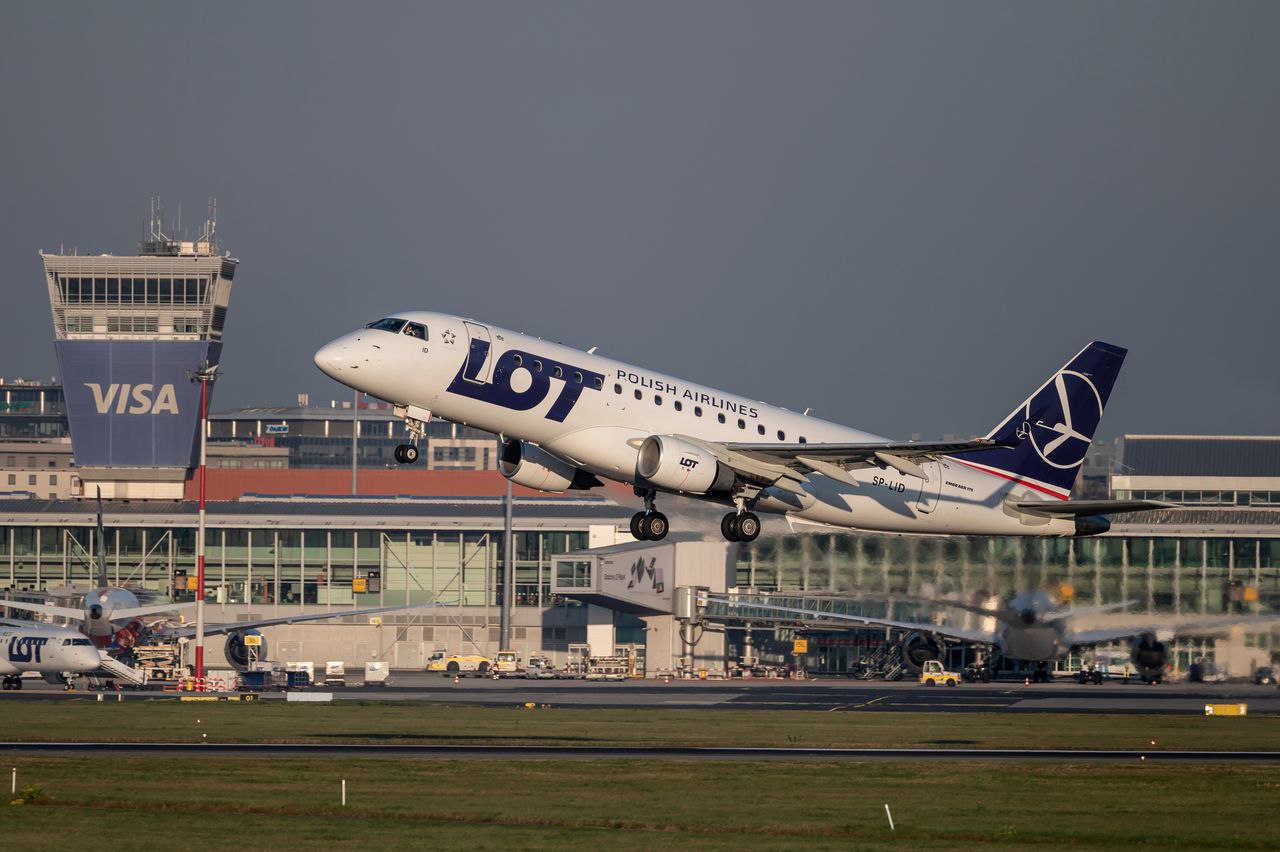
[721,510,761,543]
[631,488,669,541]
[393,444,419,464]
[1,675,22,690]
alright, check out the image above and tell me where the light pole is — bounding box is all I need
[188,361,218,680]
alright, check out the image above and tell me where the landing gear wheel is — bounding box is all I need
[733,512,761,542]
[721,513,740,542]
[630,512,647,541]
[640,512,669,541]
[394,444,419,464]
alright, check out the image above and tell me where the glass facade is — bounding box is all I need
[732,533,1280,616]
[0,521,591,610]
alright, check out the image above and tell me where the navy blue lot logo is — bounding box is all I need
[446,341,604,422]
[8,636,49,664]
[1022,371,1102,470]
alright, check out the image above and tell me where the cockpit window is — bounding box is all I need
[63,638,93,646]
[402,322,428,340]
[366,317,407,333]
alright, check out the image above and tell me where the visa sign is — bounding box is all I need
[84,383,180,415]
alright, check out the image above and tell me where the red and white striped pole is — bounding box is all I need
[193,365,215,681]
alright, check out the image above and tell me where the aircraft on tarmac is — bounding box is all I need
[0,621,102,690]
[702,587,1279,682]
[315,313,1168,542]
[0,495,424,671]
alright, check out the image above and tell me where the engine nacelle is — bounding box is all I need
[1130,632,1168,682]
[900,631,943,673]
[636,435,735,495]
[499,439,600,493]
[224,629,268,672]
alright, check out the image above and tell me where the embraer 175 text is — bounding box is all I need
[315,314,1167,541]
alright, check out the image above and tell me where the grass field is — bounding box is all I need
[1,755,1275,850]
[0,700,1276,751]
[1,703,1274,849]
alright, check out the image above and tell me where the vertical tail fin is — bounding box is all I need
[95,487,109,588]
[954,342,1127,498]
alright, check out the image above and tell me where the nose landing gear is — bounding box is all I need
[391,404,431,465]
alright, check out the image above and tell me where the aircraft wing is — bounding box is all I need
[114,602,198,620]
[1012,499,1176,518]
[1066,613,1280,648]
[0,599,85,620]
[160,604,439,639]
[703,596,993,645]
[683,436,1009,488]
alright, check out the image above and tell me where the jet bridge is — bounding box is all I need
[550,537,734,674]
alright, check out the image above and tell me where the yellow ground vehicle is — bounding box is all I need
[425,651,493,677]
[919,659,960,687]
[493,650,525,678]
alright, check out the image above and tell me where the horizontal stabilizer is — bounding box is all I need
[1013,499,1176,518]
[0,599,85,620]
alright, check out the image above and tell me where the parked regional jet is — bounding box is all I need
[0,494,425,671]
[702,589,1279,683]
[0,622,102,690]
[315,313,1167,542]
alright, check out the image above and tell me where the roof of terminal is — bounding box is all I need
[1119,435,1280,477]
[0,496,631,527]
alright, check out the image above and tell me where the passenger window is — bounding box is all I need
[777,430,786,441]
[533,360,543,373]
[654,395,662,406]
[717,413,726,424]
[694,406,703,417]
[614,383,622,394]
[799,436,807,444]
[593,377,603,390]
[512,354,523,367]
[674,401,682,412]
[634,390,643,400]
[553,366,564,379]
[738,419,746,429]
[573,371,583,384]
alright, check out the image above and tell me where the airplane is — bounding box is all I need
[0,494,429,671]
[0,621,102,690]
[700,588,1280,683]
[314,313,1168,541]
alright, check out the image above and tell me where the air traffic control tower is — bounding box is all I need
[41,204,238,499]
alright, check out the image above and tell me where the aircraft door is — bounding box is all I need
[915,461,943,513]
[460,322,494,384]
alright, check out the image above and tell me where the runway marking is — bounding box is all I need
[851,695,890,709]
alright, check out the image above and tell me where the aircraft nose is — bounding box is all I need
[314,340,347,379]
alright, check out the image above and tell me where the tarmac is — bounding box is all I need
[4,672,1278,714]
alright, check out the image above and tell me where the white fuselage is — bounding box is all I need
[0,624,102,676]
[315,313,1077,537]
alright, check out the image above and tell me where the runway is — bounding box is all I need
[0,741,1275,763]
[4,674,1278,714]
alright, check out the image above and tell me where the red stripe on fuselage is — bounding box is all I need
[948,457,1070,500]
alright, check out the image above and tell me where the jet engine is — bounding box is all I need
[636,435,735,495]
[900,631,943,673]
[1130,632,1168,682]
[224,629,268,671]
[499,439,601,493]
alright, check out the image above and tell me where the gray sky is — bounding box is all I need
[2,3,1277,441]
